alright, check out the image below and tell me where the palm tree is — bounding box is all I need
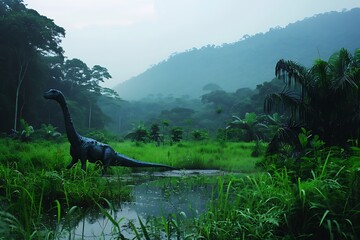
[227,112,267,142]
[265,48,360,148]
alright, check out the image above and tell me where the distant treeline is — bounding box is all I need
[100,79,285,137]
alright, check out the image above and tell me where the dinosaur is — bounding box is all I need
[43,89,174,175]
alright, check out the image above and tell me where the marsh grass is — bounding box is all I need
[184,148,360,239]
[0,138,131,238]
[0,138,262,238]
[110,140,263,173]
[123,148,360,239]
[5,137,357,239]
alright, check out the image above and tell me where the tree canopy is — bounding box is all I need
[265,48,360,147]
[0,0,113,134]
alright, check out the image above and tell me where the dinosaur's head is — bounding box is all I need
[43,89,63,101]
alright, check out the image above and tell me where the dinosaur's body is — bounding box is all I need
[44,89,173,174]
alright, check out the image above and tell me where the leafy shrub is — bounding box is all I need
[192,129,208,141]
[125,124,149,143]
[259,128,329,180]
[170,127,183,143]
[216,128,243,142]
[34,124,62,141]
[86,130,109,143]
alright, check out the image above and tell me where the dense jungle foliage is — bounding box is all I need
[0,0,118,135]
[1,1,360,141]
[1,1,360,239]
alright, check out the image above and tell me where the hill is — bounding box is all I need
[115,8,360,100]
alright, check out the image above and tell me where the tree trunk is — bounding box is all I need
[88,102,92,129]
[13,60,28,131]
[117,111,122,133]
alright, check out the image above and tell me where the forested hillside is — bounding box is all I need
[115,8,360,100]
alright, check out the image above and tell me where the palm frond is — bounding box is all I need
[328,48,352,73]
[353,48,360,66]
[327,49,359,93]
[266,120,304,154]
[332,73,358,91]
[264,90,301,115]
[311,59,330,88]
[275,59,308,88]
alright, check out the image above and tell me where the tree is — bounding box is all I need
[201,90,235,114]
[227,112,267,142]
[150,123,162,145]
[63,58,91,88]
[60,58,112,129]
[202,83,222,92]
[90,65,112,90]
[0,0,65,131]
[87,66,112,129]
[170,127,183,143]
[192,129,208,141]
[265,48,360,148]
[126,123,149,142]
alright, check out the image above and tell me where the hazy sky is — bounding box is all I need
[25,0,360,88]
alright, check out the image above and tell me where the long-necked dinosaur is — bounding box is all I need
[43,89,174,174]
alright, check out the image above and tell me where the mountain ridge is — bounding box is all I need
[115,8,360,100]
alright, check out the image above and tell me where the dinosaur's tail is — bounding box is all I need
[112,152,174,169]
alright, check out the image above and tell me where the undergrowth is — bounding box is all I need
[0,138,130,239]
[128,148,360,240]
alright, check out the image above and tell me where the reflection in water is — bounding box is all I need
[132,177,213,218]
[63,170,224,239]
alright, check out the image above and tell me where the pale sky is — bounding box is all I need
[24,0,360,88]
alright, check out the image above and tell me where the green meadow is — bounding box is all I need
[110,140,264,172]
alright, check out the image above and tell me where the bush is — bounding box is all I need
[170,127,183,143]
[192,129,208,141]
[85,130,109,143]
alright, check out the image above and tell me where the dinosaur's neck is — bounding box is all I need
[58,96,80,145]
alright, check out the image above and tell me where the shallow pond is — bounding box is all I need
[61,170,229,239]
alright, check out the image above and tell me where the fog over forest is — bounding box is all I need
[101,8,360,136]
[1,4,359,136]
[115,9,360,100]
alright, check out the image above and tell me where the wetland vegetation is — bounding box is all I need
[0,138,359,239]
[1,1,360,239]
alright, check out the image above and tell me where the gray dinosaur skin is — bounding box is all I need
[43,89,174,174]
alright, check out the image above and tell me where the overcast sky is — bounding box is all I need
[25,0,360,88]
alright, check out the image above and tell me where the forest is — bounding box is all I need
[0,0,360,239]
[0,0,118,135]
[115,8,360,100]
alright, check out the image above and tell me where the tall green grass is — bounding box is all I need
[110,140,264,173]
[8,137,356,239]
[184,148,360,239]
[0,138,264,238]
[117,147,360,239]
[0,138,131,238]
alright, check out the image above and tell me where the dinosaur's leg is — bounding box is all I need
[66,157,78,169]
[78,147,88,171]
[67,146,78,169]
[80,157,87,171]
[102,148,113,176]
[95,161,103,170]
